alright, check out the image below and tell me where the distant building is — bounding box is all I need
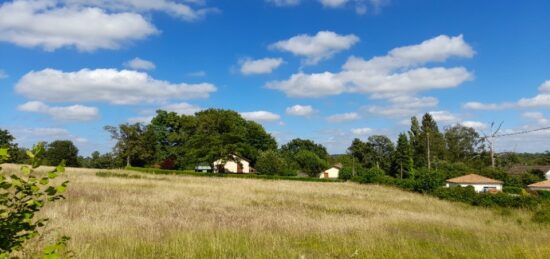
[213,154,254,174]
[195,163,212,173]
[319,163,343,179]
[508,165,550,180]
[528,180,550,191]
[445,174,503,193]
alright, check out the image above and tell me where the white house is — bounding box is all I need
[528,180,550,191]
[445,174,503,193]
[319,163,343,179]
[213,154,253,174]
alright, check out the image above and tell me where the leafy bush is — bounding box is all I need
[339,167,353,181]
[535,190,550,200]
[255,150,289,176]
[0,144,69,256]
[359,167,385,184]
[294,150,328,177]
[433,186,477,203]
[413,168,445,193]
[503,186,524,195]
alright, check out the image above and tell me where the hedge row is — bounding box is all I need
[126,166,343,183]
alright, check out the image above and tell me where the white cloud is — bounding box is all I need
[18,101,99,121]
[128,102,202,124]
[522,112,550,126]
[0,70,8,79]
[0,0,158,51]
[270,31,359,65]
[240,58,283,75]
[124,57,156,70]
[60,0,218,21]
[465,81,550,110]
[351,127,372,135]
[241,111,281,122]
[267,35,474,98]
[365,96,439,117]
[286,105,315,116]
[11,127,88,146]
[267,0,301,6]
[15,68,217,105]
[266,72,346,98]
[460,121,488,131]
[428,110,460,124]
[326,112,360,123]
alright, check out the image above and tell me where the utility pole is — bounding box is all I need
[482,122,503,169]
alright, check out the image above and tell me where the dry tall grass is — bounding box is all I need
[2,164,549,258]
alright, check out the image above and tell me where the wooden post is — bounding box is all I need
[427,132,431,170]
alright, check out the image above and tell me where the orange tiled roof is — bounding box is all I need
[528,180,550,188]
[446,174,503,184]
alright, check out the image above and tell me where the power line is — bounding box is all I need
[492,126,550,138]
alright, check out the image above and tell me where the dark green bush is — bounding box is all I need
[360,167,385,184]
[339,167,353,181]
[413,168,445,193]
[536,191,550,200]
[255,150,289,176]
[433,186,477,203]
[503,186,524,195]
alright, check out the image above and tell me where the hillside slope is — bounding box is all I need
[3,164,549,258]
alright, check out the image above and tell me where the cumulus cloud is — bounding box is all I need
[460,121,488,131]
[15,68,217,105]
[271,0,390,15]
[465,81,550,110]
[326,112,360,123]
[270,31,359,65]
[286,105,315,116]
[351,127,372,135]
[60,0,218,21]
[0,0,158,51]
[124,57,156,70]
[18,101,99,121]
[241,111,281,122]
[365,96,439,117]
[128,102,203,124]
[11,127,88,146]
[522,112,550,126]
[240,58,283,75]
[267,35,474,98]
[266,72,346,98]
[428,110,460,124]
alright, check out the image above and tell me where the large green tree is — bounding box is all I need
[105,123,156,167]
[393,133,413,179]
[280,138,329,160]
[367,135,395,171]
[45,140,80,167]
[0,129,23,163]
[444,124,481,163]
[294,150,328,177]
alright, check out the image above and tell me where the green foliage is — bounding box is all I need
[255,150,292,176]
[281,138,329,160]
[433,186,478,203]
[503,186,524,195]
[360,167,386,184]
[43,236,72,258]
[294,150,328,177]
[96,171,144,179]
[444,124,482,163]
[392,133,413,179]
[433,186,540,209]
[338,167,353,181]
[413,168,445,193]
[0,129,26,164]
[105,123,156,167]
[80,151,118,169]
[45,140,80,167]
[0,144,69,256]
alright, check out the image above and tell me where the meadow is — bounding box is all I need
[2,164,549,258]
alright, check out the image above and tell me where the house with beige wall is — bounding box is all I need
[213,154,253,174]
[319,163,342,179]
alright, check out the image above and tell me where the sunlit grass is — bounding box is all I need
[2,163,549,258]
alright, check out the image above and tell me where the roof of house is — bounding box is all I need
[214,154,250,163]
[332,163,343,169]
[528,180,550,188]
[508,165,550,175]
[446,174,503,184]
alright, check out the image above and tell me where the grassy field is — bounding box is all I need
[2,164,550,258]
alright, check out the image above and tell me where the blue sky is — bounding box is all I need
[1,0,550,155]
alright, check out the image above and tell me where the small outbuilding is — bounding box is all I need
[319,163,343,179]
[213,154,253,174]
[528,180,550,191]
[195,163,213,173]
[445,174,503,193]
